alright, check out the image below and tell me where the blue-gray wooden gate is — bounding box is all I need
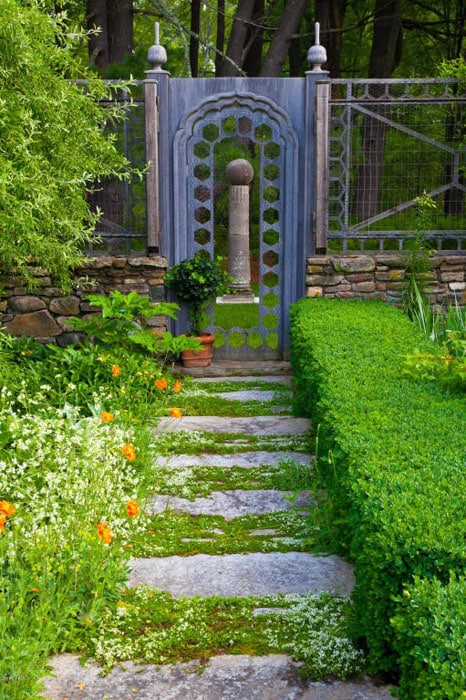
[146,50,328,360]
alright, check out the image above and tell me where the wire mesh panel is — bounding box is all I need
[328,79,466,252]
[86,81,147,255]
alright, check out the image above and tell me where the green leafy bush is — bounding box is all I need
[68,290,199,360]
[391,572,466,699]
[0,0,131,289]
[289,298,466,698]
[164,253,231,335]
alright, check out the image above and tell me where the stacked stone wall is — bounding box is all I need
[0,256,168,346]
[306,253,466,307]
[2,252,466,346]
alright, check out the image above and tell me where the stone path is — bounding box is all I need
[40,372,395,700]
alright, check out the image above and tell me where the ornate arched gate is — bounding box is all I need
[145,39,328,359]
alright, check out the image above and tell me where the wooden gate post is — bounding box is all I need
[305,23,330,255]
[315,80,330,254]
[144,23,168,254]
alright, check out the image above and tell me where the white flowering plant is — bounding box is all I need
[0,389,151,698]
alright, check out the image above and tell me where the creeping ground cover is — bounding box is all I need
[289,298,466,699]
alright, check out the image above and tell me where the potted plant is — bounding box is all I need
[164,252,230,366]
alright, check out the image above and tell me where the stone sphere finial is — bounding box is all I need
[147,22,167,71]
[307,22,327,71]
[226,159,254,186]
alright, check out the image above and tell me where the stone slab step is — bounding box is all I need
[175,360,292,378]
[155,415,311,435]
[196,374,292,385]
[40,653,395,699]
[149,489,313,519]
[157,451,312,469]
[128,552,354,598]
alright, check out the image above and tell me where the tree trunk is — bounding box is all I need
[352,0,403,219]
[215,0,226,75]
[87,0,109,69]
[190,0,201,77]
[242,0,265,76]
[315,0,346,78]
[259,0,308,77]
[107,0,133,65]
[288,33,301,76]
[217,0,256,76]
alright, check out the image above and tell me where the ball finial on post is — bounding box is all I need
[307,22,327,72]
[147,22,167,71]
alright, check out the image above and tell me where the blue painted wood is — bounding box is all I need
[155,74,323,359]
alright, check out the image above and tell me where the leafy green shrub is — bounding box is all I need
[289,298,466,697]
[164,253,231,335]
[0,0,131,289]
[391,573,466,700]
[0,402,148,699]
[0,328,186,420]
[68,290,199,360]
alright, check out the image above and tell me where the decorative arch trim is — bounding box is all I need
[174,91,299,151]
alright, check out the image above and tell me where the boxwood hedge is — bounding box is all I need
[289,298,466,699]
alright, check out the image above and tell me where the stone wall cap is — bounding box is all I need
[306,256,330,264]
[331,256,376,273]
[127,256,167,268]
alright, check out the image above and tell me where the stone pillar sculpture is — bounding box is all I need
[222,158,255,303]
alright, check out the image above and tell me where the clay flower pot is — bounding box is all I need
[180,332,215,367]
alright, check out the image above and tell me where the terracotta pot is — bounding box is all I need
[181,333,215,367]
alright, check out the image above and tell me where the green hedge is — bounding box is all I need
[289,298,466,698]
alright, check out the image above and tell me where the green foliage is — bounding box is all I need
[0,329,189,420]
[0,0,131,290]
[80,586,362,680]
[164,252,231,335]
[401,193,436,323]
[131,510,309,558]
[391,572,466,700]
[0,402,148,699]
[68,290,198,360]
[403,296,466,392]
[289,298,466,695]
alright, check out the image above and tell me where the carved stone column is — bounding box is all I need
[223,158,255,303]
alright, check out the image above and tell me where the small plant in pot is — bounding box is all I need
[164,252,231,366]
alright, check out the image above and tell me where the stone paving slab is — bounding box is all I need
[196,375,292,385]
[128,552,355,598]
[149,489,313,519]
[40,653,395,700]
[175,361,292,378]
[157,451,312,469]
[155,415,311,435]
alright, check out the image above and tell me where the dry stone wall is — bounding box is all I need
[0,256,168,346]
[306,253,466,307]
[2,252,466,345]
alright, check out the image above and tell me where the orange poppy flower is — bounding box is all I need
[121,443,137,461]
[0,514,6,533]
[96,522,112,544]
[100,411,115,423]
[0,500,15,517]
[126,500,140,518]
[173,380,182,393]
[155,378,168,390]
[111,365,121,378]
[170,407,183,418]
